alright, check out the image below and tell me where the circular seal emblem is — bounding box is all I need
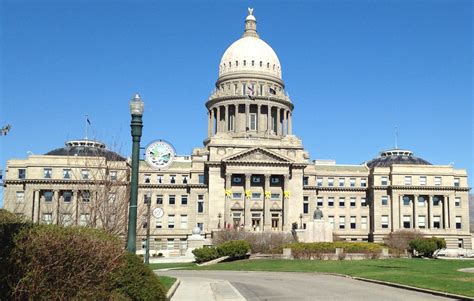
[144,140,176,170]
[152,208,164,219]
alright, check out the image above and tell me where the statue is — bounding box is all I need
[248,7,254,15]
[313,207,323,220]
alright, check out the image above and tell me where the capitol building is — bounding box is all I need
[3,10,471,253]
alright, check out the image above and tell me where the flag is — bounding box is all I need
[247,86,255,100]
[269,87,276,95]
[86,117,91,125]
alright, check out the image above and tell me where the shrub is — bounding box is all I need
[384,229,424,251]
[213,229,295,254]
[111,252,166,300]
[192,246,220,263]
[285,242,383,259]
[409,237,446,258]
[216,240,250,258]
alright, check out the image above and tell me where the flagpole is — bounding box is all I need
[85,114,89,140]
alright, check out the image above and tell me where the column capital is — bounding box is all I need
[245,173,252,178]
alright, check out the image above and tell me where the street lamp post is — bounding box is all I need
[299,213,303,229]
[126,93,144,253]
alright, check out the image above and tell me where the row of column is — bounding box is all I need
[208,103,292,136]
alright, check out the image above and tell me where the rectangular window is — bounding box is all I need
[454,178,460,187]
[251,193,261,199]
[350,197,356,207]
[328,178,334,187]
[79,213,89,226]
[156,195,163,205]
[168,215,175,229]
[81,169,89,180]
[251,175,261,184]
[109,170,117,181]
[339,197,345,207]
[249,113,257,131]
[63,191,72,202]
[350,178,356,187]
[339,178,345,187]
[316,178,323,187]
[197,222,204,231]
[361,197,367,207]
[361,178,367,187]
[16,191,25,202]
[455,216,462,229]
[418,215,426,229]
[361,216,368,230]
[270,193,280,200]
[419,176,426,186]
[63,169,71,179]
[381,176,388,186]
[62,213,72,226]
[232,192,242,199]
[270,176,280,184]
[381,196,388,206]
[416,196,425,206]
[157,174,164,184]
[404,176,412,185]
[339,216,345,229]
[381,215,389,229]
[232,175,243,184]
[170,175,176,184]
[303,196,309,214]
[44,168,52,179]
[18,169,26,179]
[403,196,411,206]
[169,195,176,205]
[350,216,356,229]
[155,217,162,229]
[433,216,441,229]
[182,175,188,184]
[328,216,334,229]
[403,215,411,229]
[198,174,205,184]
[43,190,53,202]
[167,238,174,250]
[434,177,442,186]
[317,197,323,207]
[458,239,464,249]
[42,213,53,225]
[303,177,309,186]
[455,197,461,207]
[180,215,188,229]
[144,174,151,183]
[328,197,334,207]
[181,195,188,205]
[81,191,90,202]
[433,196,441,206]
[197,195,204,213]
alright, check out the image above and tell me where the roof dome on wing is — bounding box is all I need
[45,139,126,161]
[218,8,281,79]
[365,149,431,168]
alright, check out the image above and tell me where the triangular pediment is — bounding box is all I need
[223,147,293,163]
[270,202,282,211]
[250,202,263,210]
[231,202,243,210]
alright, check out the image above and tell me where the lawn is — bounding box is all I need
[149,262,197,270]
[157,276,176,291]
[188,259,474,297]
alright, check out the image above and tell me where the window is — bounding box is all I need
[418,215,426,229]
[350,178,356,187]
[142,218,148,229]
[79,213,90,226]
[144,174,151,183]
[434,177,442,186]
[62,213,72,226]
[252,175,261,184]
[433,196,441,206]
[18,169,26,179]
[42,213,53,225]
[328,197,334,207]
[316,177,323,187]
[169,195,176,205]
[63,169,71,179]
[361,178,367,187]
[381,196,388,206]
[403,215,411,229]
[418,196,426,207]
[63,191,72,202]
[181,195,188,205]
[339,216,345,229]
[157,174,164,184]
[170,175,176,184]
[232,192,242,199]
[455,197,461,207]
[156,195,163,205]
[251,193,261,199]
[81,191,90,202]
[328,178,334,187]
[155,217,162,229]
[361,197,367,207]
[458,239,464,249]
[167,238,175,250]
[349,197,356,207]
[249,113,257,131]
[381,215,389,229]
[381,176,388,186]
[271,176,280,184]
[44,168,52,179]
[404,176,412,185]
[303,177,309,186]
[197,195,204,213]
[271,213,279,230]
[403,196,411,206]
[242,83,246,95]
[197,222,204,231]
[454,178,460,187]
[182,175,188,184]
[43,190,53,202]
[81,169,89,180]
[328,216,335,229]
[232,175,242,184]
[180,215,188,229]
[419,176,426,186]
[16,191,25,202]
[455,216,462,229]
[303,196,309,214]
[361,216,368,230]
[143,194,150,204]
[270,193,280,200]
[433,216,441,229]
[339,197,345,207]
[339,178,345,187]
[350,216,356,229]
[198,174,205,184]
[168,215,175,229]
[317,197,323,207]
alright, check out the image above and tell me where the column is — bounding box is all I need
[245,104,250,131]
[33,190,40,223]
[234,104,238,132]
[276,107,281,135]
[413,194,418,229]
[283,110,287,136]
[283,174,289,231]
[207,110,212,137]
[245,173,252,230]
[54,190,59,225]
[428,195,433,229]
[390,194,395,231]
[398,195,403,229]
[224,105,229,132]
[288,112,293,135]
[257,104,262,133]
[267,106,272,134]
[225,174,231,228]
[443,195,449,229]
[263,174,271,232]
[216,106,221,133]
[73,190,78,225]
[449,194,455,231]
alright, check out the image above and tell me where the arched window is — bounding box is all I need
[267,62,270,68]
[251,60,254,66]
[229,62,232,67]
[243,60,246,66]
[236,60,238,66]
[260,61,263,67]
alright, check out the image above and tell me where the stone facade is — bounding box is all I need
[2,10,471,252]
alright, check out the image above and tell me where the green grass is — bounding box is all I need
[157,276,176,292]
[149,262,197,270]
[187,259,474,297]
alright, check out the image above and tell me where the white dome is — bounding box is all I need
[219,36,281,79]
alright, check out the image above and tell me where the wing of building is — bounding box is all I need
[2,10,471,252]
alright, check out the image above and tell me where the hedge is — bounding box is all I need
[409,237,446,258]
[285,242,383,259]
[193,246,220,263]
[193,240,250,263]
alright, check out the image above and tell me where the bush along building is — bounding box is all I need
[2,9,471,254]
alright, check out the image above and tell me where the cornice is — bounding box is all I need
[3,179,129,186]
[139,184,207,189]
[206,95,293,110]
[303,186,368,192]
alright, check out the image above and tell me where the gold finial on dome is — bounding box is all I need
[243,7,259,38]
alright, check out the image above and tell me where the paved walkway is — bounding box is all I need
[157,270,451,301]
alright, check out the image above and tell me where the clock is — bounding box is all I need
[152,208,164,219]
[144,140,176,170]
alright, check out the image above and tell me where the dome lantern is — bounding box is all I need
[243,7,259,38]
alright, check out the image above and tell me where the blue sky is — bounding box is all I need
[1,0,472,205]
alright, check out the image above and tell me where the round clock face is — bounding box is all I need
[152,208,164,219]
[144,140,175,170]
